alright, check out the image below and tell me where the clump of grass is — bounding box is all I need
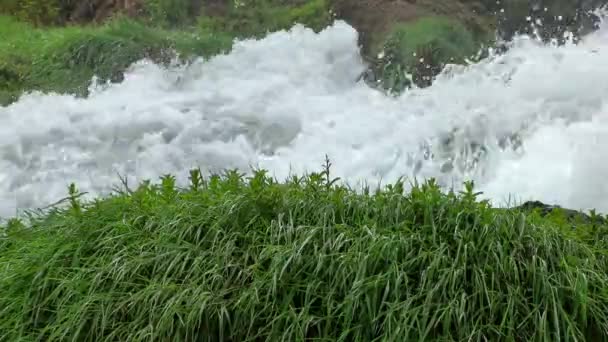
[1,161,608,341]
[372,16,484,94]
[0,15,233,105]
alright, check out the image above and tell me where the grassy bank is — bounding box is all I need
[0,0,338,105]
[372,16,487,94]
[0,0,336,105]
[0,15,234,105]
[0,0,493,105]
[1,166,608,341]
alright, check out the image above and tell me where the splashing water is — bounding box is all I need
[2,18,608,217]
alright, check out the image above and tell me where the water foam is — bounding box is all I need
[2,19,608,217]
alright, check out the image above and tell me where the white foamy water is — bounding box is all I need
[2,18,608,218]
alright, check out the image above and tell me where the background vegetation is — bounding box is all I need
[1,0,605,102]
[0,0,492,104]
[0,0,337,105]
[196,0,332,38]
[0,0,64,25]
[0,15,233,105]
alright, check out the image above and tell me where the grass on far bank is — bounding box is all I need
[0,15,234,105]
[1,162,608,341]
[1,0,489,105]
[0,0,334,105]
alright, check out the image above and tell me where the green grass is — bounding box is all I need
[1,162,608,341]
[0,0,334,105]
[0,15,233,105]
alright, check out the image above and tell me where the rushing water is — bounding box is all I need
[2,18,608,218]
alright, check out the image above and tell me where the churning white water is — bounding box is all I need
[2,18,608,218]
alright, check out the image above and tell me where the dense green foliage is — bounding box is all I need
[374,16,483,93]
[0,15,233,105]
[1,165,608,341]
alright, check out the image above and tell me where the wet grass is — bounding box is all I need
[1,163,608,341]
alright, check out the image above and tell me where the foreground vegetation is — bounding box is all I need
[1,164,608,341]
